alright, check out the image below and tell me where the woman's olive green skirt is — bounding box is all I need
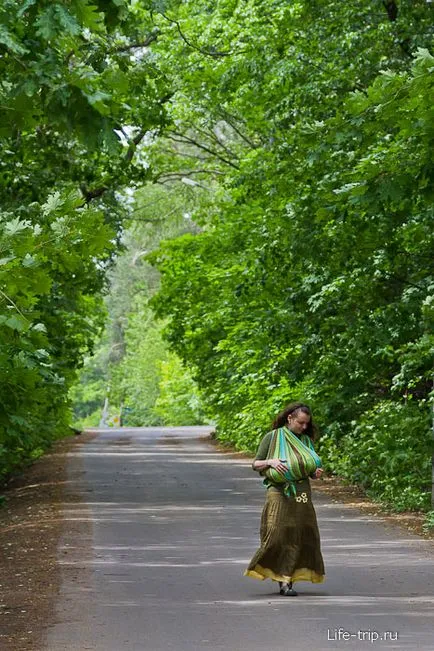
[244,479,325,584]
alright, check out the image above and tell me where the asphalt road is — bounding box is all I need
[44,427,434,651]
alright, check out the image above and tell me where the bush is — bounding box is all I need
[320,401,431,511]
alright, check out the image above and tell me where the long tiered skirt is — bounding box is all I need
[244,480,325,584]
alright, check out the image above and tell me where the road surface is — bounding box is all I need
[44,427,434,650]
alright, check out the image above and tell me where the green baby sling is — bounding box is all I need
[263,426,322,498]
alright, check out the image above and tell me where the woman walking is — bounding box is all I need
[244,402,325,596]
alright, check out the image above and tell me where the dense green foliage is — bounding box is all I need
[0,0,169,477]
[1,1,432,514]
[71,185,205,428]
[149,1,434,510]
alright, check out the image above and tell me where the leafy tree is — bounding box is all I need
[2,0,432,515]
[154,352,205,426]
[149,2,434,510]
[0,194,113,474]
[71,183,207,428]
[0,0,170,477]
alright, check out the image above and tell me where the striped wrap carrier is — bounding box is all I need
[263,426,322,498]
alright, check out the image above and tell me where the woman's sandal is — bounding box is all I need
[279,581,298,597]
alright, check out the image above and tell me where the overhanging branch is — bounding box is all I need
[114,30,160,52]
[168,131,240,170]
[159,12,244,58]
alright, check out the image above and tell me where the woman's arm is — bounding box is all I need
[252,432,288,475]
[252,458,271,471]
[253,458,288,474]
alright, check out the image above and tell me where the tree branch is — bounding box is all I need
[216,110,259,149]
[114,30,159,52]
[155,169,225,182]
[385,273,429,292]
[182,120,239,160]
[156,177,212,191]
[80,184,109,203]
[168,131,240,169]
[159,12,240,58]
[125,129,147,164]
[208,126,240,160]
[382,1,413,58]
[383,1,398,22]
[0,289,30,322]
[158,146,210,162]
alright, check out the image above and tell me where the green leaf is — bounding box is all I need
[54,5,82,36]
[0,26,29,55]
[0,255,16,266]
[41,191,63,215]
[35,7,57,39]
[17,0,37,18]
[85,90,112,115]
[50,216,70,236]
[32,323,47,333]
[22,254,38,268]
[4,218,31,236]
[73,1,106,32]
[35,5,81,40]
[5,315,28,332]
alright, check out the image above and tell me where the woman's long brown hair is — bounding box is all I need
[271,402,316,440]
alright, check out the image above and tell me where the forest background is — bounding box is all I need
[0,1,433,519]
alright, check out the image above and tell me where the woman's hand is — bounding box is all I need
[267,459,288,475]
[311,468,324,479]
